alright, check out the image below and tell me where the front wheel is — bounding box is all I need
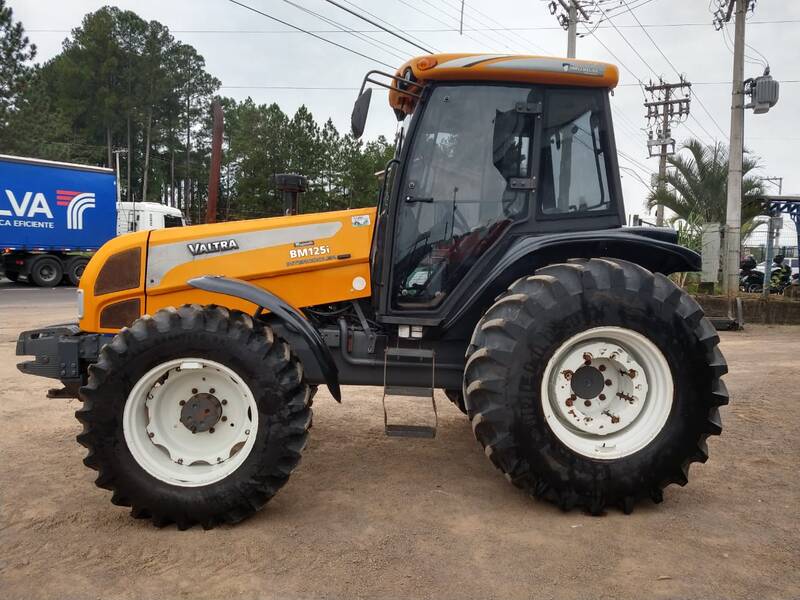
[77,304,311,529]
[464,258,728,514]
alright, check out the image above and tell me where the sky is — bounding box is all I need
[10,0,800,244]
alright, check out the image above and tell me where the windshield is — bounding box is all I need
[391,84,537,308]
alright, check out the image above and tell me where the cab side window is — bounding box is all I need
[538,89,612,215]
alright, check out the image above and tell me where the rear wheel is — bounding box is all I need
[77,304,311,529]
[464,258,728,514]
[30,256,63,287]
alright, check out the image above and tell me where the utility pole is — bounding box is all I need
[546,1,591,58]
[113,149,128,228]
[644,78,691,226]
[718,0,750,296]
[206,99,224,224]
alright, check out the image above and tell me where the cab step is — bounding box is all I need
[382,346,437,438]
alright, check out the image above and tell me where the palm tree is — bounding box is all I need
[646,139,764,249]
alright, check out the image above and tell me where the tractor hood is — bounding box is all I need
[79,208,375,333]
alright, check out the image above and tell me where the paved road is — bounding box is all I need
[0,277,78,307]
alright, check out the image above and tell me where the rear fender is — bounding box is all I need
[188,275,341,402]
[444,230,700,333]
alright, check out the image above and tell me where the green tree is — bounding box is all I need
[647,139,764,250]
[0,0,36,138]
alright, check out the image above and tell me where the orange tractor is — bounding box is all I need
[17,54,727,528]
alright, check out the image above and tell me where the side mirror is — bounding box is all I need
[351,87,372,139]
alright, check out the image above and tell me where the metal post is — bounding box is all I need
[761,178,783,298]
[723,0,747,296]
[762,215,775,298]
[206,99,224,224]
[656,87,671,226]
[567,2,577,58]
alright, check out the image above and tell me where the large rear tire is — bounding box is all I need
[464,258,728,514]
[77,304,311,529]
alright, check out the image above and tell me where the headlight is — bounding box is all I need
[94,248,141,295]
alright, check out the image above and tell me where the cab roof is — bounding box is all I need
[389,53,619,115]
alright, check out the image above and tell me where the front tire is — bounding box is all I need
[77,304,311,529]
[464,259,728,514]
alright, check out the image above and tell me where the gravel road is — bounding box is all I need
[1,289,798,599]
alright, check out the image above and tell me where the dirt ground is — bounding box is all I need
[1,291,798,600]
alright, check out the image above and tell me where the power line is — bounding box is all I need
[26,20,800,34]
[454,0,551,53]
[617,0,727,141]
[227,0,395,69]
[323,0,435,54]
[276,0,409,62]
[426,0,529,54]
[391,0,500,53]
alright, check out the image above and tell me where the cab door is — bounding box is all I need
[383,84,540,315]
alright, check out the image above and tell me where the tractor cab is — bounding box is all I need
[352,54,626,324]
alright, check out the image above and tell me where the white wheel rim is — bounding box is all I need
[540,326,673,460]
[123,358,258,487]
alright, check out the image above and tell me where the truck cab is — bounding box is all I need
[116,201,186,235]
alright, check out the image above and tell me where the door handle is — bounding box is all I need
[405,196,434,203]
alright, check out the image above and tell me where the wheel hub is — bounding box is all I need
[571,365,605,399]
[551,339,649,437]
[180,393,222,433]
[124,359,258,486]
[542,327,673,460]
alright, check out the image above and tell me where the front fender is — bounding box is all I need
[188,275,341,402]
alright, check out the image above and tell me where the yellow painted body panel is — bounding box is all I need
[389,53,619,115]
[78,230,149,332]
[80,207,375,334]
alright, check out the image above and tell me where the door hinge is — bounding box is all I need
[515,101,542,114]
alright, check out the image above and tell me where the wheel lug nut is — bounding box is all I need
[209,427,215,434]
[209,388,215,394]
[177,458,183,465]
[179,400,185,406]
[221,416,227,422]
[605,379,612,386]
[584,400,591,407]
[148,432,154,438]
[222,399,228,405]
[599,394,606,401]
[598,365,606,372]
[192,388,198,394]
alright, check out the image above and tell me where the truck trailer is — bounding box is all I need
[1,154,184,286]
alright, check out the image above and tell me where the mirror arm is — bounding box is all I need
[359,70,423,99]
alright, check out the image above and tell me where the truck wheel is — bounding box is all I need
[76,304,312,529]
[30,256,63,287]
[65,257,89,286]
[464,258,728,514]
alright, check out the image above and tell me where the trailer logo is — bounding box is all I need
[187,238,240,256]
[56,190,96,230]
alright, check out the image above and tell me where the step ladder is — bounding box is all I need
[382,346,437,438]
